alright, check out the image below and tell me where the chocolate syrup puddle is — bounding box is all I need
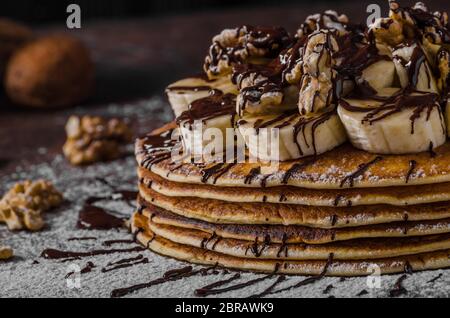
[195,274,273,297]
[65,262,96,279]
[77,204,125,230]
[389,274,408,297]
[248,275,286,298]
[340,156,383,188]
[102,255,148,273]
[41,246,145,260]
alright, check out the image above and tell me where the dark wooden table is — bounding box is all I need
[0,0,445,175]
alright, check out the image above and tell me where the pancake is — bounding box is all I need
[131,212,450,276]
[140,168,450,207]
[139,185,450,228]
[141,203,450,244]
[137,134,450,189]
[146,218,450,261]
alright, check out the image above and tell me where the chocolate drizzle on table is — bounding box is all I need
[41,246,145,261]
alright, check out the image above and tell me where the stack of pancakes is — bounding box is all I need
[131,125,450,276]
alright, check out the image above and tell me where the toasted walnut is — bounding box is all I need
[437,48,450,93]
[63,115,133,165]
[296,11,349,39]
[302,31,339,78]
[370,18,405,47]
[204,25,291,79]
[298,73,334,115]
[0,180,63,231]
[0,245,13,260]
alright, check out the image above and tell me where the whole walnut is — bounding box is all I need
[5,34,94,108]
[0,18,33,78]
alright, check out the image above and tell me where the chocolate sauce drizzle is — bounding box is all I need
[270,253,334,295]
[282,158,316,184]
[389,274,408,297]
[65,261,96,279]
[244,167,261,185]
[405,160,417,184]
[195,274,274,297]
[110,265,216,298]
[177,91,236,125]
[102,254,149,273]
[248,275,286,298]
[140,130,176,169]
[102,239,135,247]
[41,246,145,261]
[195,273,242,296]
[339,156,383,188]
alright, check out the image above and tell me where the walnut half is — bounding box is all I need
[0,180,63,231]
[63,115,133,165]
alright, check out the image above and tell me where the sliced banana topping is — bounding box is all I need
[166,75,237,117]
[393,42,439,93]
[237,109,347,161]
[338,89,447,154]
[176,92,237,159]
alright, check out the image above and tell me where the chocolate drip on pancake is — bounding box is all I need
[340,156,383,188]
[177,91,236,125]
[244,167,261,185]
[405,160,417,184]
[141,130,176,169]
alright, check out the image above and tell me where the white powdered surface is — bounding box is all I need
[0,97,449,298]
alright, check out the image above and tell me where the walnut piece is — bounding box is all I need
[0,180,63,231]
[63,115,133,165]
[0,246,13,260]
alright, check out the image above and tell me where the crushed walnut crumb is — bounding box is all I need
[0,245,13,260]
[0,180,63,231]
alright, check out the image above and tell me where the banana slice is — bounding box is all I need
[166,76,237,117]
[237,109,347,161]
[446,98,450,137]
[338,89,447,154]
[392,43,438,93]
[361,59,396,92]
[176,92,238,160]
